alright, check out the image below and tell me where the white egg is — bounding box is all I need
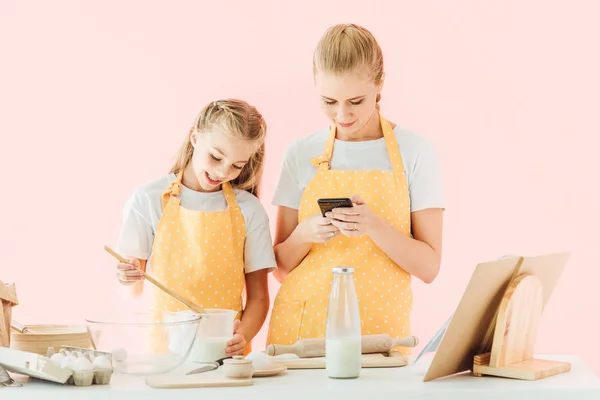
[92,355,112,369]
[50,353,65,366]
[60,355,77,369]
[73,357,94,371]
[245,351,276,370]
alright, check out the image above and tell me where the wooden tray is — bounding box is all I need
[274,352,407,369]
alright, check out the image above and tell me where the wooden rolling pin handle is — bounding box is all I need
[266,343,297,357]
[361,334,419,353]
[393,335,419,348]
[361,334,393,353]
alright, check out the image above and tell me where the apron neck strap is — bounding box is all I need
[221,182,241,211]
[160,170,241,211]
[309,124,337,170]
[161,169,184,209]
[379,116,406,179]
[310,114,406,178]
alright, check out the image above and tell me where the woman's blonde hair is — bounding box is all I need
[170,99,267,198]
[313,23,384,109]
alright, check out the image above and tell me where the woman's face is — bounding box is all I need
[314,68,382,139]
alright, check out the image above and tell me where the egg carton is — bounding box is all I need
[45,346,114,386]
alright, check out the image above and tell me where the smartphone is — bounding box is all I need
[317,197,353,217]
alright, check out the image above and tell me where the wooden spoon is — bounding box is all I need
[104,245,205,314]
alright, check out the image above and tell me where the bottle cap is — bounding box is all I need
[332,267,354,274]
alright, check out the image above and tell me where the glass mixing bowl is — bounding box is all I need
[85,309,202,375]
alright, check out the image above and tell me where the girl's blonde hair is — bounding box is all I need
[170,99,267,198]
[313,23,384,109]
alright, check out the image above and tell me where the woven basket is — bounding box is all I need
[10,324,92,355]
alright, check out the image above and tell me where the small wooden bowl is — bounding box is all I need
[221,356,254,379]
[10,325,92,355]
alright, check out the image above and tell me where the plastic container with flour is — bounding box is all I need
[325,267,361,379]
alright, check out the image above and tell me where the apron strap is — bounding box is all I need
[309,114,407,182]
[379,115,407,182]
[309,124,337,170]
[161,170,183,210]
[221,182,241,211]
[222,182,245,257]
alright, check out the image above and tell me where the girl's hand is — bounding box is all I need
[327,194,382,237]
[297,214,340,244]
[226,320,246,356]
[116,257,144,285]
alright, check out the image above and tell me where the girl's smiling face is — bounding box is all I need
[189,130,258,192]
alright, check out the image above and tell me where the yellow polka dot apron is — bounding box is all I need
[267,114,413,354]
[147,170,251,355]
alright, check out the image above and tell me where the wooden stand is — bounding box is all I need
[472,273,571,380]
[422,252,571,382]
[0,281,19,348]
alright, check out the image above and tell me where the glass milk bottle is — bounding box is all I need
[325,267,361,379]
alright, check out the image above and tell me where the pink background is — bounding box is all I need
[1,1,598,375]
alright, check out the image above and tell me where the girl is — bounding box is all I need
[267,24,445,354]
[114,99,275,356]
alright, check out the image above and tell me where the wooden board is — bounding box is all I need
[422,252,570,382]
[145,373,253,388]
[274,352,407,369]
[490,274,543,367]
[473,353,571,380]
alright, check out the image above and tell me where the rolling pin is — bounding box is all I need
[265,334,419,358]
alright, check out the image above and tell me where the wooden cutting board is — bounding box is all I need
[274,352,407,369]
[145,373,253,389]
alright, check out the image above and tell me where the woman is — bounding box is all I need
[267,24,444,354]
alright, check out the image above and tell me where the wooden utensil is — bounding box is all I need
[265,334,418,358]
[104,245,205,314]
[274,351,407,369]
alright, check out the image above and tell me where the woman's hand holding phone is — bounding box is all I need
[298,214,340,244]
[326,194,382,237]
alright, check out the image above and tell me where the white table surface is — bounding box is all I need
[4,354,600,400]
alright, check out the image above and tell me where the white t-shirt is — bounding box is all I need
[272,125,445,211]
[115,173,276,274]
